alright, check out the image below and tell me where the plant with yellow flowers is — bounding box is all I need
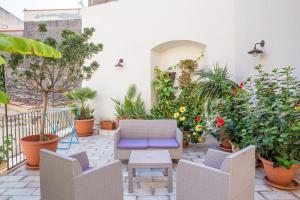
[173,106,193,132]
[190,114,206,143]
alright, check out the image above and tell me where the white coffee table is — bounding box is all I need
[128,150,173,193]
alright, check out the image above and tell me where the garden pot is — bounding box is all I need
[20,134,59,169]
[76,119,94,137]
[260,157,300,186]
[100,120,116,130]
[219,130,232,151]
[182,140,189,148]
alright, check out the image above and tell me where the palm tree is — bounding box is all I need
[196,64,237,114]
[196,64,237,101]
[64,87,97,120]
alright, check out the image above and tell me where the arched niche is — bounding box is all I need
[150,40,207,104]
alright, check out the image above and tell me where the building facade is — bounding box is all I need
[81,0,300,119]
[0,7,23,36]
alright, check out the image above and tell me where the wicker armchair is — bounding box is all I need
[40,149,123,200]
[176,145,256,200]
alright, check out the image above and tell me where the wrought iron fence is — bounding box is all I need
[0,108,74,170]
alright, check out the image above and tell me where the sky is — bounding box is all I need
[0,0,88,20]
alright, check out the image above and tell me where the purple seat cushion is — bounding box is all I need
[83,166,93,172]
[148,138,179,149]
[117,139,148,149]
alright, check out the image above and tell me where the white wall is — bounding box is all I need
[234,0,300,82]
[81,0,235,119]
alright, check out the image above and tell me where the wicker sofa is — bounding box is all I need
[114,120,182,160]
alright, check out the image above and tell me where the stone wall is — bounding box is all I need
[24,19,81,40]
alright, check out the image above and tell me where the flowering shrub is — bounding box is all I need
[174,106,206,143]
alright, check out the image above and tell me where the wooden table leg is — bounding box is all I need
[168,167,173,193]
[128,166,134,193]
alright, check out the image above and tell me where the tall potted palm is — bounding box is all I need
[7,26,102,168]
[65,87,97,137]
[197,64,237,150]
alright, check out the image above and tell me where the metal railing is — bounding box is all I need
[0,108,74,170]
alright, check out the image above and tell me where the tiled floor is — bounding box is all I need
[0,130,299,200]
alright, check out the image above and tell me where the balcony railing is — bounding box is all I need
[0,108,74,170]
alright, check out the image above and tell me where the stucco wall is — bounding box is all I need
[234,0,300,82]
[81,0,235,120]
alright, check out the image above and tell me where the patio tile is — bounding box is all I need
[124,196,137,200]
[2,188,36,195]
[0,176,24,182]
[25,182,40,188]
[0,181,28,188]
[292,189,300,198]
[0,196,10,200]
[0,189,6,195]
[21,176,39,182]
[255,192,266,200]
[9,196,40,200]
[260,191,298,200]
[255,184,272,192]
[137,195,169,200]
[0,131,299,200]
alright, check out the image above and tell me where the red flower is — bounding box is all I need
[216,116,225,127]
[239,82,244,89]
[195,115,201,122]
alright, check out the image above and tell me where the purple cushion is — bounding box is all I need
[83,166,93,172]
[117,139,148,149]
[148,138,179,149]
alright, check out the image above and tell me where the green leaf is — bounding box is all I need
[0,91,9,104]
[0,56,5,65]
[0,33,61,58]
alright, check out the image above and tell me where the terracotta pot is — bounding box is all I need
[76,119,94,137]
[100,120,116,130]
[21,134,59,169]
[183,140,189,148]
[219,130,232,149]
[260,157,300,186]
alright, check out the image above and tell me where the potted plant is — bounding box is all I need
[0,138,11,173]
[7,25,102,168]
[65,87,97,137]
[190,114,206,144]
[112,84,147,121]
[250,66,300,189]
[100,120,116,130]
[173,106,194,148]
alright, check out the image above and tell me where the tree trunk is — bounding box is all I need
[40,91,49,136]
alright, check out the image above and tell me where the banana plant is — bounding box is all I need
[0,33,61,105]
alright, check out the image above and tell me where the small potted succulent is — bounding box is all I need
[65,87,97,137]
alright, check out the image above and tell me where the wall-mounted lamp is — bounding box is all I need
[115,59,124,67]
[248,40,265,57]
